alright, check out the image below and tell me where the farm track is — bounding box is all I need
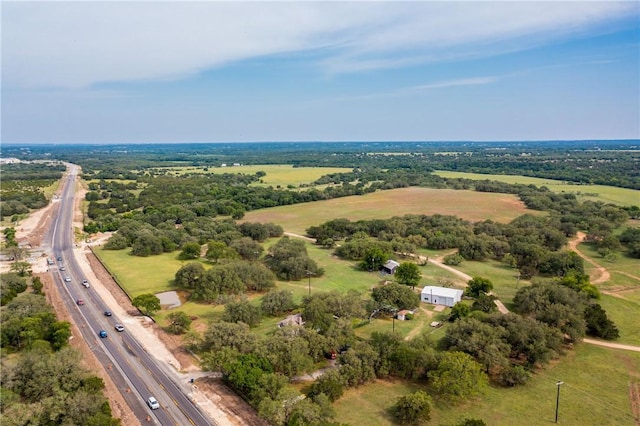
[568,231,610,284]
[630,382,640,426]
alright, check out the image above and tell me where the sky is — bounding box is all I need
[2,1,639,144]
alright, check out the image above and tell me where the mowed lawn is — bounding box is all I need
[434,170,640,206]
[334,344,640,426]
[93,248,194,297]
[242,187,540,236]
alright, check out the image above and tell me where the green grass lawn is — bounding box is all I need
[93,247,199,297]
[334,344,640,426]
[334,379,425,426]
[453,259,526,305]
[434,170,640,206]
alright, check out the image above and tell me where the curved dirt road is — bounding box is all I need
[568,231,610,284]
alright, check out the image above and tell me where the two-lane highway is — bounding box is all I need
[45,166,215,426]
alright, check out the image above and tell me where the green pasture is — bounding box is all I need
[152,165,352,188]
[434,170,640,206]
[577,241,640,285]
[243,187,540,236]
[93,247,194,297]
[334,344,640,426]
[333,379,425,426]
[598,295,640,345]
[453,259,526,305]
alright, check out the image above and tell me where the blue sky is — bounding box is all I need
[2,1,639,144]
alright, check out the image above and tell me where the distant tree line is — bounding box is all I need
[0,163,63,220]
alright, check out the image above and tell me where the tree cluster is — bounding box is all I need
[1,292,119,425]
[174,261,276,304]
[264,237,323,281]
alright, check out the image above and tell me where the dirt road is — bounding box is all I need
[568,231,610,284]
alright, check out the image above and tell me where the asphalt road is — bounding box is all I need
[45,166,215,426]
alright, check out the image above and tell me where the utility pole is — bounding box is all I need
[306,270,312,296]
[555,381,564,423]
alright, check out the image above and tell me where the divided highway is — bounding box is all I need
[45,166,215,426]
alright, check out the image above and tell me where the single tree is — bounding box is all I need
[465,276,494,298]
[10,261,32,277]
[393,390,433,425]
[179,242,202,260]
[360,247,388,272]
[395,262,422,289]
[167,311,192,334]
[428,351,488,402]
[31,276,43,294]
[222,300,261,327]
[132,293,161,316]
[261,289,296,316]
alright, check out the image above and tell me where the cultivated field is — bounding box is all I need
[242,187,540,236]
[434,170,640,206]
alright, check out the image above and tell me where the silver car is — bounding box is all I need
[147,396,160,410]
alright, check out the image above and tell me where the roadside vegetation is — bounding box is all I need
[0,272,120,425]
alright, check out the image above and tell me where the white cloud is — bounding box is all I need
[2,1,636,89]
[414,76,498,90]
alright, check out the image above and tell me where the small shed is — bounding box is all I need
[381,260,400,274]
[421,286,463,307]
[278,313,304,328]
[396,310,413,321]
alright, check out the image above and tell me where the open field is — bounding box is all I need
[334,344,640,426]
[572,241,640,345]
[94,239,464,341]
[434,170,640,206]
[152,165,352,188]
[243,187,541,236]
[94,248,195,297]
[453,259,527,306]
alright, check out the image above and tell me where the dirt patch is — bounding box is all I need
[196,378,269,426]
[630,382,640,426]
[39,272,141,426]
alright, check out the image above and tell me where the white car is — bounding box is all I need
[64,277,71,282]
[82,279,90,288]
[114,324,124,332]
[147,396,160,410]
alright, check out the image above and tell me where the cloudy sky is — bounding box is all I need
[2,1,639,143]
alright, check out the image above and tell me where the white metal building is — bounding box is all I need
[421,286,463,307]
